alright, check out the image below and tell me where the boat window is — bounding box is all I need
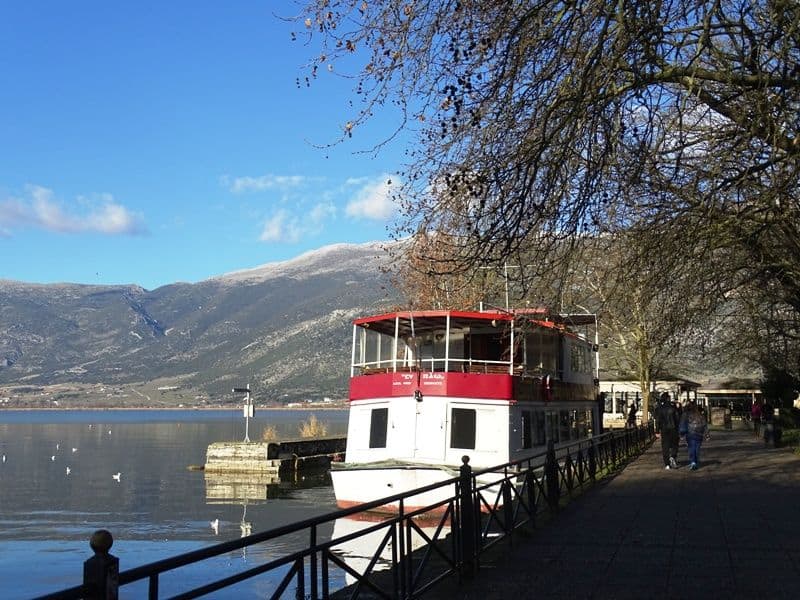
[416,331,448,371]
[369,408,389,448]
[533,411,546,446]
[358,328,395,371]
[570,342,592,374]
[450,408,476,449]
[521,410,532,449]
[559,410,571,441]
[575,409,589,438]
[525,329,559,375]
[447,332,465,371]
[545,411,559,443]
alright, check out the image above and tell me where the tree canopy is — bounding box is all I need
[293,0,800,391]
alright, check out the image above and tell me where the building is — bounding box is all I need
[599,377,700,428]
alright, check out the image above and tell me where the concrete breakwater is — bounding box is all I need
[204,437,347,475]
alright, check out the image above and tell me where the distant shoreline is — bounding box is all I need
[0,404,348,412]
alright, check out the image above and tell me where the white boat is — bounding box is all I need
[330,307,600,513]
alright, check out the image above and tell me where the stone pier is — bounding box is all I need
[204,437,346,474]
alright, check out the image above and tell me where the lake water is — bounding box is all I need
[0,409,349,599]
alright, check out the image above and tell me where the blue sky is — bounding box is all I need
[1,2,409,290]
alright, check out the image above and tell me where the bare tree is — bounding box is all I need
[292,1,800,384]
[570,229,723,416]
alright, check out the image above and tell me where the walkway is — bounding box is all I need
[438,428,800,599]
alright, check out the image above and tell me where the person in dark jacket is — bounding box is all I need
[679,402,708,470]
[627,402,639,427]
[654,392,680,469]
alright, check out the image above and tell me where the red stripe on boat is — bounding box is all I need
[350,372,514,401]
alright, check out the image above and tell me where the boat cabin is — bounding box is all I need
[343,309,599,470]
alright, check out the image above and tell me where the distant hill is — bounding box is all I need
[0,241,400,405]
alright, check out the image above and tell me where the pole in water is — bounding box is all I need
[233,385,254,442]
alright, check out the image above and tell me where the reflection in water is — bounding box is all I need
[330,513,453,587]
[205,470,281,503]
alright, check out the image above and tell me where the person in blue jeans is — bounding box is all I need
[679,402,708,470]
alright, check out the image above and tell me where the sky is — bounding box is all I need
[0,2,410,290]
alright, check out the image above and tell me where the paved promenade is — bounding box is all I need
[441,427,800,599]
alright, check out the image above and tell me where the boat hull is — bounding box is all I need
[330,463,507,514]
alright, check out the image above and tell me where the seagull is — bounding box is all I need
[56,443,60,450]
[72,448,77,453]
[66,467,71,475]
[2,455,5,463]
[112,472,121,482]
[51,455,56,461]
[210,519,219,534]
[108,429,112,435]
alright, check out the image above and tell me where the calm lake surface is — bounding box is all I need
[0,409,349,599]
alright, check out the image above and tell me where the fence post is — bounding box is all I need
[459,455,476,579]
[525,467,537,527]
[545,440,559,511]
[588,440,597,480]
[83,530,119,600]
[502,479,514,532]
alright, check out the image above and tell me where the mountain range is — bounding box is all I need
[0,242,399,407]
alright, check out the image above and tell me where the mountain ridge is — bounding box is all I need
[0,241,400,406]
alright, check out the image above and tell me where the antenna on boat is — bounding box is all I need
[409,312,423,401]
[232,385,254,443]
[478,262,533,310]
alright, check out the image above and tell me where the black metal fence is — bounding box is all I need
[34,424,654,600]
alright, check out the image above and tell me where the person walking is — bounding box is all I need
[679,402,708,470]
[655,392,680,469]
[627,403,638,427]
[750,399,762,438]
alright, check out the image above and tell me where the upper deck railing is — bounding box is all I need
[354,357,519,375]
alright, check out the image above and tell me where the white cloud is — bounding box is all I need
[309,202,336,224]
[259,201,337,244]
[0,185,147,235]
[259,210,302,243]
[222,174,307,193]
[345,175,399,221]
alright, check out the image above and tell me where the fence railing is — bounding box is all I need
[34,424,654,600]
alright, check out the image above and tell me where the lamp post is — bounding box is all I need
[232,385,254,443]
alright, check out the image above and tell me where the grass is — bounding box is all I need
[298,414,329,438]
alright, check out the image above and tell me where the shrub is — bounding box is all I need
[299,414,328,438]
[780,428,800,449]
[261,424,279,442]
